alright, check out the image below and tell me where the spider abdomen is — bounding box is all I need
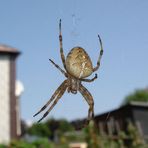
[66,47,93,78]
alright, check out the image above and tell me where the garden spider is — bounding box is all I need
[33,19,103,123]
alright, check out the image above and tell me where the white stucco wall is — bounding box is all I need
[0,55,10,144]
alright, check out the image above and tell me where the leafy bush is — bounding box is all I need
[10,140,34,148]
[0,144,7,148]
[8,138,54,148]
[32,138,53,148]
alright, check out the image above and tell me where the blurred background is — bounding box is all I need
[0,0,148,147]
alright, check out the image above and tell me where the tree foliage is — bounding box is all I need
[27,122,51,138]
[58,119,74,133]
[27,118,74,140]
[122,88,148,105]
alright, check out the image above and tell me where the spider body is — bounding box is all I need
[67,76,80,94]
[33,19,103,123]
[66,47,93,79]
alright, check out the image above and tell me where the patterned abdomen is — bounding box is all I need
[66,47,93,78]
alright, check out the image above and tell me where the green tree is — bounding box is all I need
[27,118,74,141]
[58,119,74,133]
[45,118,59,139]
[45,118,74,140]
[27,122,51,138]
[122,88,148,105]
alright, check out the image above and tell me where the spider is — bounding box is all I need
[33,19,103,123]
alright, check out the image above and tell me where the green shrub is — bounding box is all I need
[0,144,7,148]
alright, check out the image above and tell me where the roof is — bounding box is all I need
[128,101,148,107]
[0,44,20,55]
[94,101,148,119]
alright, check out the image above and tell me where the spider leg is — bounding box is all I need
[49,59,68,77]
[37,83,67,122]
[79,74,98,82]
[33,80,67,117]
[79,84,94,122]
[59,19,67,70]
[93,34,103,72]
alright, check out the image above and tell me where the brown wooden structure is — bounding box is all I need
[72,101,148,143]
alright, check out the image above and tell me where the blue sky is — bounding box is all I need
[0,0,148,122]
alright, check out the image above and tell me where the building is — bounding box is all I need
[0,45,21,144]
[72,101,148,142]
